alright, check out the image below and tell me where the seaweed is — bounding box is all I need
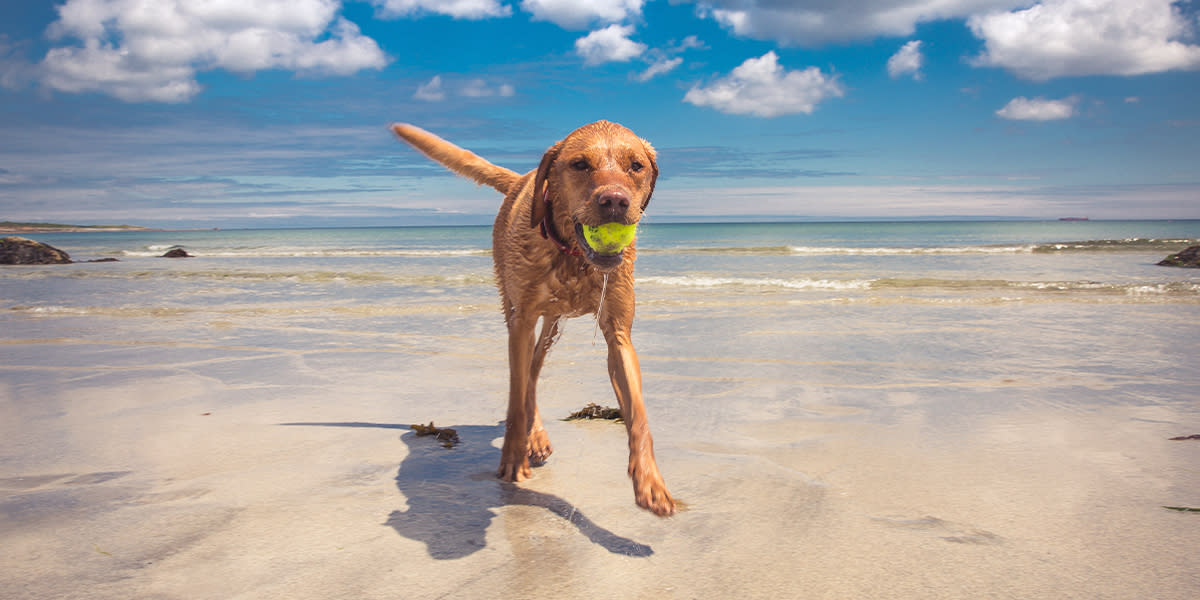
[1163,506,1200,513]
[563,403,624,422]
[410,422,460,448]
[1168,434,1200,441]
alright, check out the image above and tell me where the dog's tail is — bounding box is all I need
[391,123,521,195]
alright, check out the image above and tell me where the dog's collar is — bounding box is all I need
[538,189,584,257]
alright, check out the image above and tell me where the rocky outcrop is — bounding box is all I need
[1157,245,1200,268]
[0,236,72,264]
[161,248,192,258]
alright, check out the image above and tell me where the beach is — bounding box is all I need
[2,221,1199,599]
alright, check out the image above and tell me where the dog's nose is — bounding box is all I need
[596,189,630,218]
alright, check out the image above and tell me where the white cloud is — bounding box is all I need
[887,40,924,80]
[683,51,844,117]
[669,35,707,54]
[634,35,704,82]
[995,96,1078,121]
[694,0,1020,46]
[372,0,511,19]
[575,25,647,66]
[636,57,683,82]
[521,0,644,30]
[415,75,515,100]
[460,78,516,97]
[39,0,387,103]
[414,75,446,101]
[969,0,1200,80]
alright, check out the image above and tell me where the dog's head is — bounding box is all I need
[530,121,658,271]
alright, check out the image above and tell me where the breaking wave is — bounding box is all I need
[643,238,1197,256]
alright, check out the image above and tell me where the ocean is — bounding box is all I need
[6,220,1199,306]
[4,219,1198,432]
[3,220,1199,598]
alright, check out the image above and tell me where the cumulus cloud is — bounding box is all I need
[575,24,647,65]
[683,51,844,117]
[693,0,1019,46]
[38,0,387,103]
[969,0,1200,80]
[888,40,925,80]
[373,0,511,19]
[995,96,1078,121]
[521,0,644,30]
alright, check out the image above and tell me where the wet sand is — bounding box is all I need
[2,288,1199,599]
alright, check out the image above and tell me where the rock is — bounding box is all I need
[1157,245,1200,268]
[161,248,192,258]
[0,236,72,264]
[85,258,120,263]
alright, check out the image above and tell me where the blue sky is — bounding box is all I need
[1,0,1198,228]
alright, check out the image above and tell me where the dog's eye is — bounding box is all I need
[569,159,590,171]
[630,160,644,173]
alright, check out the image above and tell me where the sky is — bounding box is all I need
[1,0,1199,228]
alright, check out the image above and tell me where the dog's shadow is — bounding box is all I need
[281,421,652,559]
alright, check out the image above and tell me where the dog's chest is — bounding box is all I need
[541,267,604,318]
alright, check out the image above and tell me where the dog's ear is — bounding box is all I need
[530,143,560,228]
[641,141,659,211]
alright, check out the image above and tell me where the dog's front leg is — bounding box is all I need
[499,313,537,481]
[603,324,676,517]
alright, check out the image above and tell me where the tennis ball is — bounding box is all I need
[582,222,637,255]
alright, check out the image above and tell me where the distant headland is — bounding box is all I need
[0,221,157,233]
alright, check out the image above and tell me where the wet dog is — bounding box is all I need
[391,121,674,516]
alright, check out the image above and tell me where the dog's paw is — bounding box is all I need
[630,463,675,517]
[527,428,553,465]
[497,455,532,482]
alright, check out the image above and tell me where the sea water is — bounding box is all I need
[5,219,1196,419]
[6,220,1199,306]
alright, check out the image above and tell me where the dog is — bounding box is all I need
[391,121,675,517]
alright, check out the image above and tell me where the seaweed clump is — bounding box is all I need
[564,403,623,422]
[410,422,460,448]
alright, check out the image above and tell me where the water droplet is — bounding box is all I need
[593,273,609,345]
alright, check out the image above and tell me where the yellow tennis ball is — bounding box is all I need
[582,222,637,255]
